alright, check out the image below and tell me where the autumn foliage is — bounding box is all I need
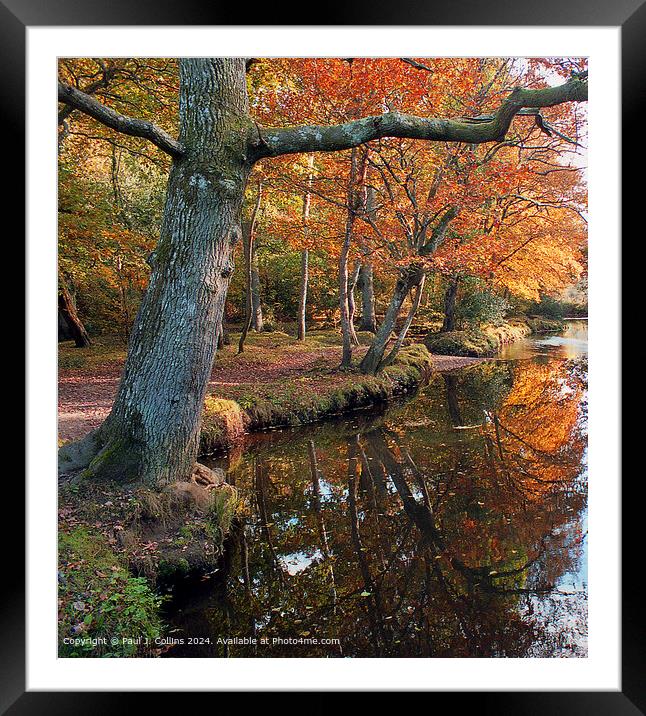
[58,57,587,343]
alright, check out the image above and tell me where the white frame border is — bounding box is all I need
[27,26,620,691]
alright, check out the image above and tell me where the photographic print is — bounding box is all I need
[56,56,590,660]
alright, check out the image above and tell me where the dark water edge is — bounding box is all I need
[163,321,588,658]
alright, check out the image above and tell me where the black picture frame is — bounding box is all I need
[6,2,632,712]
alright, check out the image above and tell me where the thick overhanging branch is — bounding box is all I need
[58,81,185,158]
[251,75,587,161]
[58,63,116,125]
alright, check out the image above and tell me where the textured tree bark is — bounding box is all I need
[359,267,423,375]
[442,276,460,332]
[253,75,587,160]
[58,282,91,348]
[59,58,252,485]
[357,262,377,333]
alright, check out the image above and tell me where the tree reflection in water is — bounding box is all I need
[167,354,587,658]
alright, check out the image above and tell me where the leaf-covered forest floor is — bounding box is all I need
[58,328,483,443]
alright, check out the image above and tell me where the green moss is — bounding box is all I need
[227,343,432,434]
[200,398,245,453]
[157,556,191,581]
[482,320,532,346]
[58,528,164,657]
[424,316,566,357]
[424,329,499,357]
[206,484,240,543]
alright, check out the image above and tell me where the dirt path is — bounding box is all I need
[58,341,483,443]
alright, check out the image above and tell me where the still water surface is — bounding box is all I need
[167,320,588,658]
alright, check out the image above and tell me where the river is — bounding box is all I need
[165,319,588,658]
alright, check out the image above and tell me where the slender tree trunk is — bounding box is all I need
[59,58,252,485]
[442,276,460,332]
[359,267,422,375]
[297,249,309,340]
[297,154,314,340]
[381,274,426,367]
[250,248,263,332]
[339,219,354,368]
[443,373,463,427]
[238,181,263,354]
[308,440,337,605]
[339,149,367,368]
[357,262,377,332]
[358,186,378,334]
[347,262,361,346]
[217,321,231,348]
[58,281,91,348]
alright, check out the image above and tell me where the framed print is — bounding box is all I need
[6,0,634,711]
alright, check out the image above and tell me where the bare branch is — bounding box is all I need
[400,58,434,73]
[58,81,185,158]
[251,75,587,161]
[58,60,116,125]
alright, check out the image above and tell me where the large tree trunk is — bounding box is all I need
[59,58,251,485]
[442,276,460,332]
[58,281,91,348]
[357,262,377,333]
[359,267,423,375]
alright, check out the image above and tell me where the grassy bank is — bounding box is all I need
[424,316,565,358]
[199,342,434,454]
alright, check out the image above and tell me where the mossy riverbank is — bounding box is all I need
[198,343,434,454]
[423,316,565,358]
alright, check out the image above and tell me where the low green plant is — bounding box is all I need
[457,280,509,327]
[59,528,164,657]
[207,485,241,542]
